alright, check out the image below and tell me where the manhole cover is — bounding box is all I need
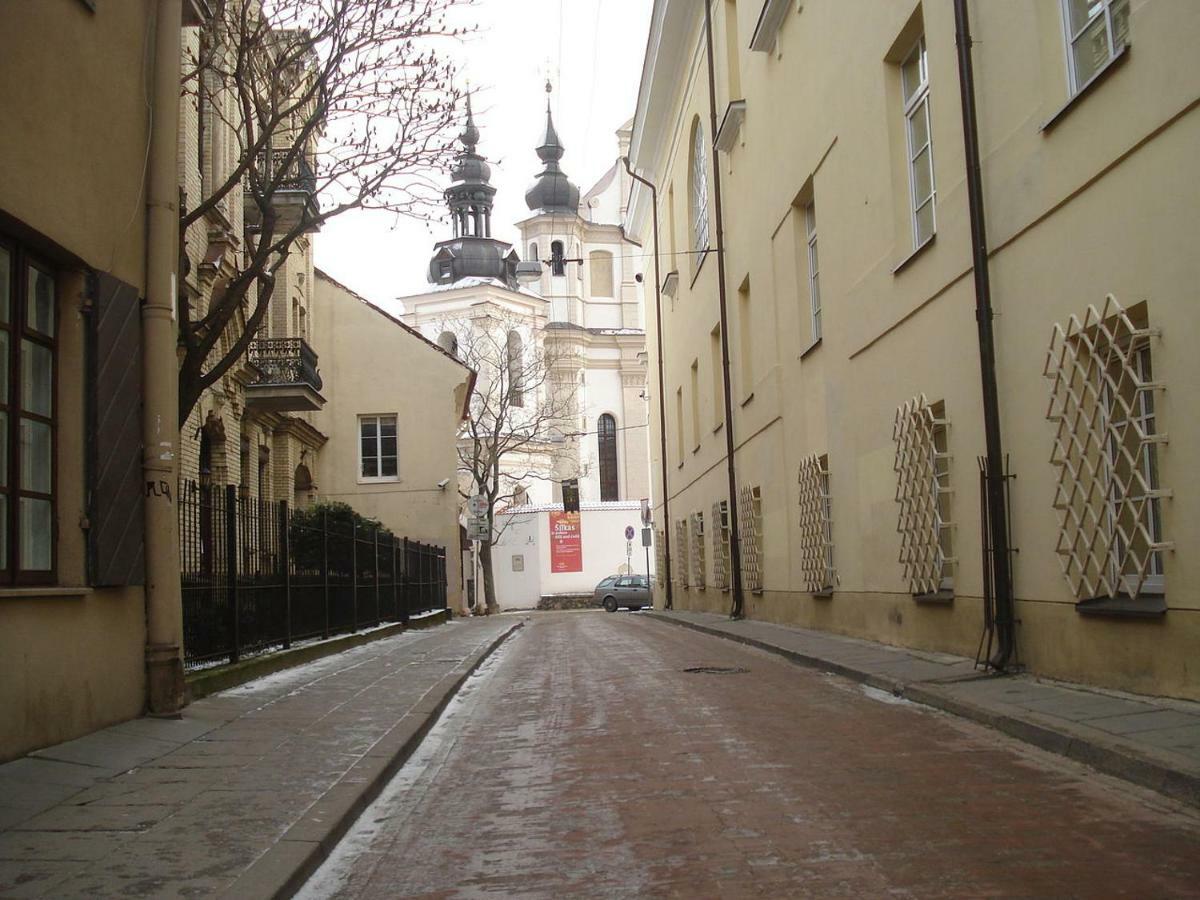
[683,665,749,675]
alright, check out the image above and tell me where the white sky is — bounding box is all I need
[314,0,654,315]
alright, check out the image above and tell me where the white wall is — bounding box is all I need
[491,502,655,609]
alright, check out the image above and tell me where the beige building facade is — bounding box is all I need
[312,270,474,611]
[628,0,1199,699]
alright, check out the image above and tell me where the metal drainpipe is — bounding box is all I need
[622,157,673,610]
[143,0,186,715]
[703,0,746,620]
[953,0,1015,669]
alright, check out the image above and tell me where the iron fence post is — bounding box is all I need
[373,526,381,627]
[402,537,411,625]
[225,484,239,664]
[322,507,330,639]
[280,499,291,650]
[391,537,399,623]
[351,521,359,633]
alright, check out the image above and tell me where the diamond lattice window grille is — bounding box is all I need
[798,454,837,592]
[711,501,730,590]
[893,395,955,596]
[691,512,706,588]
[1044,294,1171,601]
[655,527,666,584]
[675,520,689,587]
[737,485,764,592]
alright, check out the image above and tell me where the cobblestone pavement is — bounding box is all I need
[303,611,1200,899]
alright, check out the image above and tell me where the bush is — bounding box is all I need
[289,501,394,575]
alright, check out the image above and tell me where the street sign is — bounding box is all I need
[641,527,652,548]
[468,495,488,517]
[467,517,489,542]
[624,525,635,541]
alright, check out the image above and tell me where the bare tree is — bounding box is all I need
[452,315,579,614]
[178,0,468,426]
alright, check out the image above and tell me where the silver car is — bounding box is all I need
[594,574,651,612]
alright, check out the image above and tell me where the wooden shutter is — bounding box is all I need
[88,272,144,586]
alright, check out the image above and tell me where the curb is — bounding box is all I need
[187,611,450,701]
[646,612,1200,811]
[219,618,524,900]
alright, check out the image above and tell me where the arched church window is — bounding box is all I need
[507,330,524,408]
[551,240,565,277]
[529,242,538,265]
[689,118,711,255]
[598,413,618,502]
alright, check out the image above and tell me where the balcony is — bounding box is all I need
[245,338,326,412]
[244,151,321,235]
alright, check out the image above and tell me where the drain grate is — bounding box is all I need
[683,665,749,675]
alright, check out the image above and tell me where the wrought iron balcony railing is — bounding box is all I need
[248,338,323,391]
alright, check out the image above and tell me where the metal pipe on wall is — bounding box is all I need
[143,0,186,715]
[703,0,746,620]
[622,156,673,609]
[953,0,1016,669]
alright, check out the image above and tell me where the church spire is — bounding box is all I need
[525,80,580,215]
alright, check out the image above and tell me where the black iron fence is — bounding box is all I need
[179,482,448,671]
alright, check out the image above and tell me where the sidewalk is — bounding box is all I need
[0,617,522,899]
[648,610,1200,809]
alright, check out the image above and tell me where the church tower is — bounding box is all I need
[427,94,521,289]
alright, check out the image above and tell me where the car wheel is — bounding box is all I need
[603,596,618,613]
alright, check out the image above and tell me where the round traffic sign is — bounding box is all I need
[624,525,635,540]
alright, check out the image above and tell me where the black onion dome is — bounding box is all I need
[524,89,580,214]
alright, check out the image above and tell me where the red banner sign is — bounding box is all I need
[549,511,583,573]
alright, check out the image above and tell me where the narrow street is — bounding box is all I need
[299,612,1200,899]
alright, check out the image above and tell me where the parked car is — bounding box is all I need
[594,574,651,612]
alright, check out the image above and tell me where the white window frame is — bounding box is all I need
[358,414,399,483]
[902,37,936,250]
[1060,0,1129,95]
[805,202,821,342]
[691,122,711,255]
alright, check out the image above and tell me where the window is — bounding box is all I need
[710,324,723,429]
[737,485,763,592]
[689,359,700,450]
[691,511,706,589]
[675,519,689,587]
[528,242,538,265]
[1045,296,1167,604]
[893,395,954,596]
[589,250,614,297]
[737,279,752,397]
[711,500,731,590]
[0,242,57,582]
[901,37,936,248]
[805,202,822,342]
[506,330,524,408]
[689,119,711,256]
[550,240,565,277]
[1062,0,1129,92]
[798,454,837,593]
[359,415,398,481]
[675,387,684,465]
[597,413,619,501]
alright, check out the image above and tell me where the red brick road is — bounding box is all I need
[303,612,1200,898]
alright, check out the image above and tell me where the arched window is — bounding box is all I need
[589,250,614,297]
[437,330,458,357]
[689,118,711,254]
[506,330,524,408]
[550,240,565,276]
[528,242,538,264]
[598,413,618,501]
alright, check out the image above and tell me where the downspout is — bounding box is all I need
[144,0,186,714]
[703,0,745,619]
[953,0,1015,669]
[622,157,673,609]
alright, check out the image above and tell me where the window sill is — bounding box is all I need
[357,476,400,485]
[751,588,764,596]
[812,589,834,600]
[0,586,90,601]
[740,392,755,408]
[913,589,954,605]
[892,234,936,275]
[800,337,823,360]
[1040,43,1130,134]
[1075,593,1165,618]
